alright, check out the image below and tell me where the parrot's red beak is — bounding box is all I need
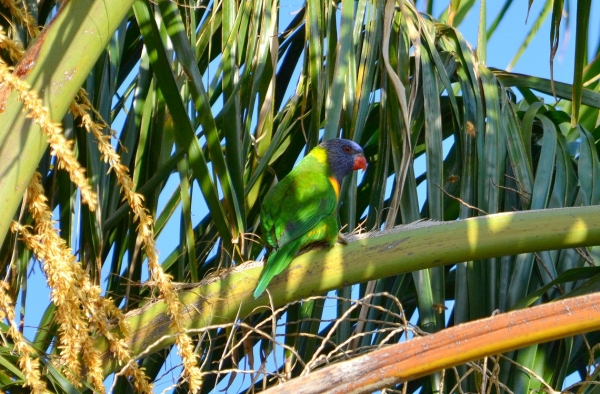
[353,155,367,171]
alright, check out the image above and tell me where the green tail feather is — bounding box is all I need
[254,242,301,298]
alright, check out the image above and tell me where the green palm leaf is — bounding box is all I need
[0,0,599,392]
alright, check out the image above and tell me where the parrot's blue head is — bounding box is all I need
[319,138,367,184]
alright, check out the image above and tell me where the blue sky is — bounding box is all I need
[441,1,600,83]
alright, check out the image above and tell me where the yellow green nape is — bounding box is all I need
[308,145,329,166]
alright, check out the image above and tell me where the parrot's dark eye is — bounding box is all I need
[343,145,352,153]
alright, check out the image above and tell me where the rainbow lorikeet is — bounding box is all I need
[254,138,367,298]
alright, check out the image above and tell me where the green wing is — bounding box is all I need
[261,170,337,249]
[253,241,302,299]
[253,214,338,298]
[255,166,339,298]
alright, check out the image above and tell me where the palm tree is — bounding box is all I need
[0,0,599,392]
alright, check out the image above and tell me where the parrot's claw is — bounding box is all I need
[337,232,349,245]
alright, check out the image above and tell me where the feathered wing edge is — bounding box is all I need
[253,241,303,298]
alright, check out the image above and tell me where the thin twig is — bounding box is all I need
[435,183,488,215]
